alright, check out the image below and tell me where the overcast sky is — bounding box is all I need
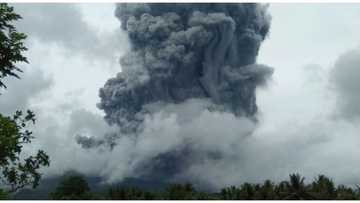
[1,3,360,187]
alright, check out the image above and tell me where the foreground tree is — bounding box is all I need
[0,111,49,193]
[0,3,49,195]
[0,3,28,89]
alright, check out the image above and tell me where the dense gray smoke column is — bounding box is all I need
[98,3,273,133]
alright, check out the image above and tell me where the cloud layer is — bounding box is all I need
[330,48,360,120]
[12,3,128,62]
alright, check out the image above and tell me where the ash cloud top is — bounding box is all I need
[98,3,273,134]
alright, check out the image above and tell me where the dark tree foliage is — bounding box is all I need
[258,180,277,199]
[108,186,157,200]
[282,173,314,200]
[0,111,49,193]
[336,185,359,200]
[164,183,198,200]
[0,3,28,89]
[44,172,360,200]
[310,174,336,199]
[50,174,95,200]
[106,183,200,200]
[103,173,360,200]
[0,188,8,199]
[219,173,360,200]
[0,3,50,196]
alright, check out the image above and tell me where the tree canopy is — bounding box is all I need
[50,174,94,200]
[0,3,28,89]
[0,3,49,197]
[46,172,360,200]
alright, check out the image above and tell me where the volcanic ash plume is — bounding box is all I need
[97,3,273,134]
[76,3,273,185]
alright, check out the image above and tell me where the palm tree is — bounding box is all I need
[275,181,289,199]
[310,174,336,199]
[108,186,154,200]
[220,183,256,200]
[256,180,277,200]
[239,183,255,200]
[220,186,239,200]
[282,173,314,200]
[165,183,196,200]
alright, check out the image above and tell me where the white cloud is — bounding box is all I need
[329,48,360,120]
[12,3,129,64]
[0,66,53,115]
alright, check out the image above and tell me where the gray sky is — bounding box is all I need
[1,3,360,187]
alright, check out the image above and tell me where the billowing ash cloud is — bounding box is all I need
[77,3,273,186]
[97,3,273,134]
